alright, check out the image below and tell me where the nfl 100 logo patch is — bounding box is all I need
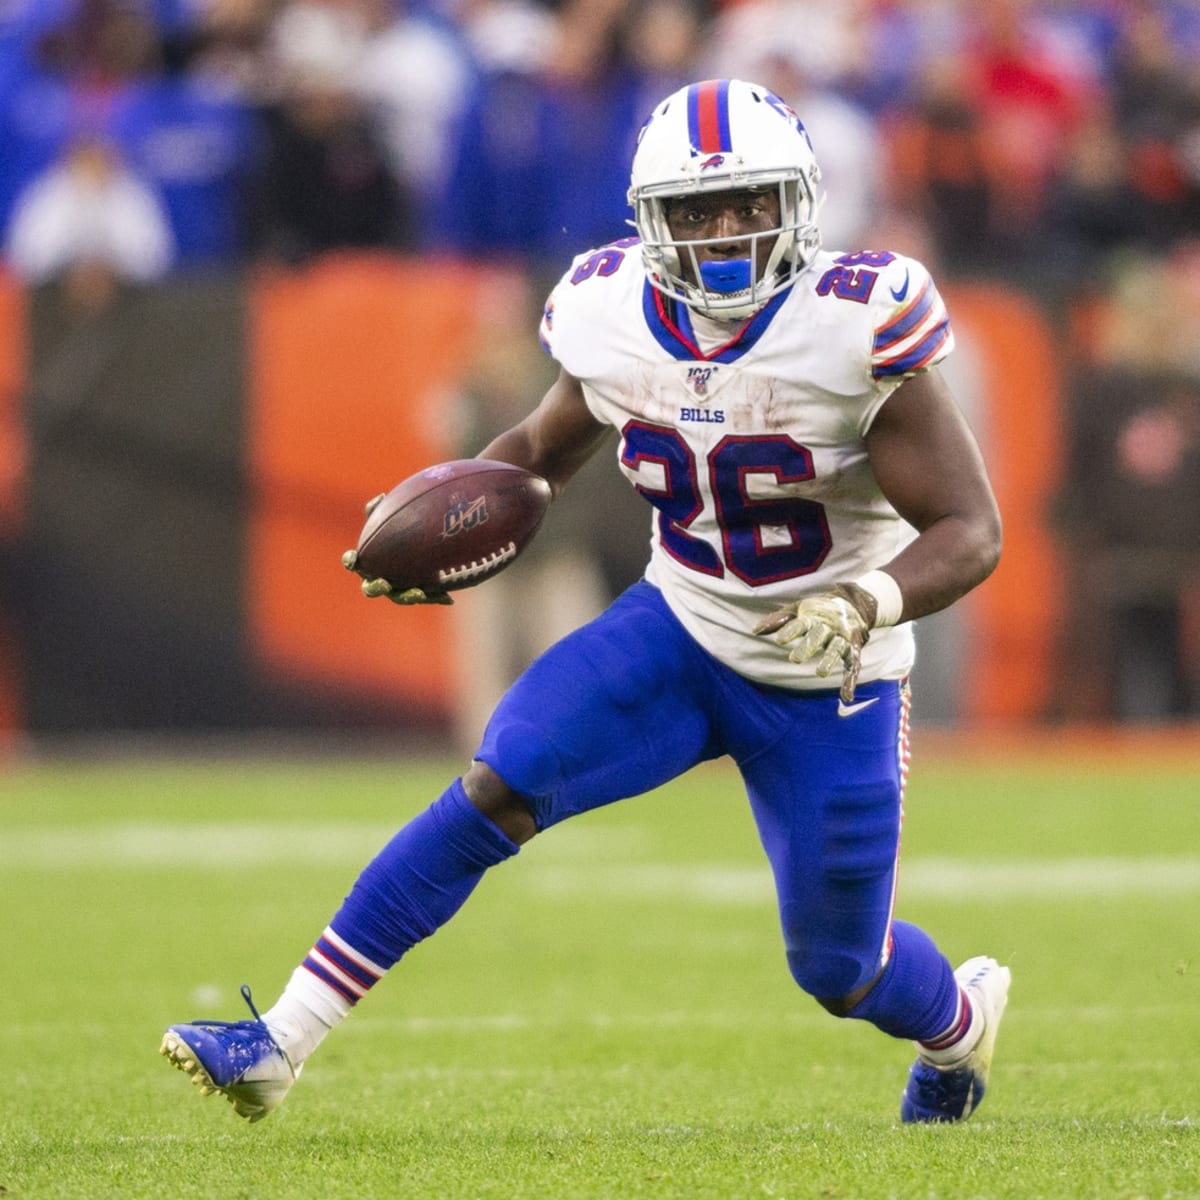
[679,364,725,424]
[686,365,717,396]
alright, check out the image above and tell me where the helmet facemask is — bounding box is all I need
[628,80,823,321]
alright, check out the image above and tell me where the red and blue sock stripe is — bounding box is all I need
[301,925,385,1005]
[921,991,974,1052]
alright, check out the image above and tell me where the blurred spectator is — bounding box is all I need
[960,0,1098,249]
[432,0,706,269]
[168,0,277,101]
[1104,1,1200,251]
[1051,242,1200,721]
[429,1,587,264]
[702,0,869,93]
[883,54,1005,274]
[1110,0,1200,140]
[107,39,259,268]
[39,0,164,124]
[0,0,157,240]
[5,135,174,311]
[1039,100,1152,296]
[247,2,413,262]
[351,0,476,239]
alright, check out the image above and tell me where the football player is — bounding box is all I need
[162,79,1009,1125]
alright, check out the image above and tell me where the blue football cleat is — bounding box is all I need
[901,956,1011,1123]
[159,985,300,1122]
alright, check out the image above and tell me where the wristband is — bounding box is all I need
[854,569,904,627]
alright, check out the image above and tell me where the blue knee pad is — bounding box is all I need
[772,780,903,998]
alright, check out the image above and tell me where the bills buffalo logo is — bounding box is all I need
[697,154,726,171]
[687,365,716,395]
[439,494,488,539]
[764,91,815,150]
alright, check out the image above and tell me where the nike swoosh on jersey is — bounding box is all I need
[837,696,881,718]
[889,271,910,302]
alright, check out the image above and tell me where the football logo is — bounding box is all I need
[439,494,488,539]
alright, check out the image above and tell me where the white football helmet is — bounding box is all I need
[628,78,823,320]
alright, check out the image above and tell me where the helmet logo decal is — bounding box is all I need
[698,154,726,170]
[764,90,815,151]
[687,79,733,154]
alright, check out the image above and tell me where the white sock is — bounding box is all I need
[262,965,355,1066]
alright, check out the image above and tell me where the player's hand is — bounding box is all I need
[753,584,878,703]
[340,549,454,605]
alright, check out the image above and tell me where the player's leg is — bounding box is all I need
[160,582,718,1120]
[732,678,1009,1122]
[159,771,524,1121]
[472,580,721,828]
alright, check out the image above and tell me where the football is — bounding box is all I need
[348,459,552,594]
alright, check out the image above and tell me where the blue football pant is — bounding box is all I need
[477,580,909,999]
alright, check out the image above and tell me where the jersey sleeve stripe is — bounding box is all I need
[873,297,946,358]
[872,320,953,378]
[873,279,934,347]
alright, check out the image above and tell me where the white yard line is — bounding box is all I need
[2,823,1198,898]
[523,859,1200,901]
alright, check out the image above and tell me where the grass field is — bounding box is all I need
[2,730,1198,1199]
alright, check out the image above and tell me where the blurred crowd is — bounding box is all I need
[1,0,1197,722]
[2,0,1198,284]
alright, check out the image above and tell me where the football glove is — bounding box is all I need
[341,492,454,605]
[340,550,453,605]
[753,583,879,703]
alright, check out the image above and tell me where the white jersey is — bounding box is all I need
[538,241,954,691]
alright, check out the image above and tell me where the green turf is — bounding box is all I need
[2,744,1198,1198]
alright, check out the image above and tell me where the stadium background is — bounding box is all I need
[0,0,1196,748]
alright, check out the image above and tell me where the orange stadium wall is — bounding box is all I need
[244,254,487,725]
[0,270,26,740]
[942,283,1064,724]
[0,260,1063,736]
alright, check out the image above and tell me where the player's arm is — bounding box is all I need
[755,367,1001,699]
[477,366,609,496]
[861,365,1002,619]
[349,368,607,606]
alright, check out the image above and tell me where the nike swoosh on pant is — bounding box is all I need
[837,697,880,717]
